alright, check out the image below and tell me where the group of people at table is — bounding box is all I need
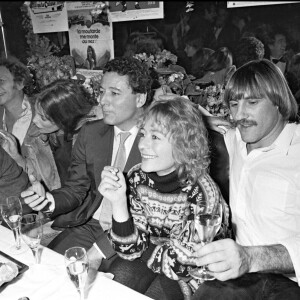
[0,54,299,300]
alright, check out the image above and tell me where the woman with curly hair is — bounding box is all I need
[99,97,231,299]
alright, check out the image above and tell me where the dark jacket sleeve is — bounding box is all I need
[0,147,30,211]
[51,124,92,217]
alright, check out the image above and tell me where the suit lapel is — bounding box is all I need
[92,124,114,187]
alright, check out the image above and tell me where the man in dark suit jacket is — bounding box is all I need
[21,57,153,269]
[210,4,239,53]
[0,146,29,200]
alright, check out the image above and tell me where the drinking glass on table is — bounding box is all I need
[189,199,223,281]
[65,247,89,300]
[0,196,26,254]
[20,213,43,264]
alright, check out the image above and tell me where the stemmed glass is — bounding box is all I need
[189,199,223,281]
[0,196,26,254]
[65,247,89,300]
[20,213,43,264]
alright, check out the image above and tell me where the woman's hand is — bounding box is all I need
[98,166,129,222]
[205,116,234,134]
[98,166,127,206]
[0,130,22,160]
[153,86,175,102]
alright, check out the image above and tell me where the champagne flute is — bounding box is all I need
[65,247,89,300]
[0,196,26,254]
[189,199,222,281]
[20,213,43,264]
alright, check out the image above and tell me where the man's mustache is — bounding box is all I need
[234,119,257,127]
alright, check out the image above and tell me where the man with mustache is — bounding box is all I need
[192,59,300,299]
[21,57,152,271]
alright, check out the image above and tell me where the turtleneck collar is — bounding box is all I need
[147,170,181,193]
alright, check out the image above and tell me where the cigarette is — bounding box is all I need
[0,131,7,138]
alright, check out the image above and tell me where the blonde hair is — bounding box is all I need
[139,97,210,185]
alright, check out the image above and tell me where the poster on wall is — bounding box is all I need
[67,1,114,74]
[227,1,300,8]
[28,1,69,33]
[109,1,164,22]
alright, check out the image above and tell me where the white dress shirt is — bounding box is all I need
[92,125,139,222]
[224,123,300,284]
[92,125,139,258]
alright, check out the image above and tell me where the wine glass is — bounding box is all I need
[189,199,223,281]
[20,213,43,264]
[0,196,26,254]
[65,247,89,300]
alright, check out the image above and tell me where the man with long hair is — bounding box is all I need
[193,59,300,299]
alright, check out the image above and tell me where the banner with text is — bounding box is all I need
[28,1,69,33]
[67,1,113,71]
[109,1,164,22]
[227,1,300,8]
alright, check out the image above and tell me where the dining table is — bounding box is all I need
[0,225,151,300]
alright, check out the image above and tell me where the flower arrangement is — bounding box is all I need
[201,84,230,119]
[133,52,156,69]
[71,73,103,103]
[27,55,75,92]
[20,3,61,58]
[134,49,178,70]
[158,71,186,95]
[21,3,76,94]
[155,49,178,68]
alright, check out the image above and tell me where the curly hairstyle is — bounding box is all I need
[138,97,210,185]
[235,37,265,68]
[103,56,153,106]
[0,56,32,92]
[224,59,298,122]
[35,79,97,135]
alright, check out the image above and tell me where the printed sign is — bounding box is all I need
[109,1,164,22]
[28,1,69,33]
[67,1,114,70]
[227,1,300,8]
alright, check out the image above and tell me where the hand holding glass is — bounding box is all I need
[20,213,43,263]
[65,247,89,300]
[189,199,222,281]
[0,196,25,254]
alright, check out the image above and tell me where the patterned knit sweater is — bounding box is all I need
[109,163,227,286]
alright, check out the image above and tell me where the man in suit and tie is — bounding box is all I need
[21,57,153,270]
[267,27,287,74]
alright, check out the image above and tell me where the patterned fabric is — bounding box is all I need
[109,164,231,294]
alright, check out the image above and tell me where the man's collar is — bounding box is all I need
[20,94,31,115]
[236,123,297,155]
[114,125,139,137]
[270,56,286,64]
[273,123,298,155]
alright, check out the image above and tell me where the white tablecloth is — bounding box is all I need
[0,225,151,300]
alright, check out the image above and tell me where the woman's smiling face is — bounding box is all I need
[138,118,176,176]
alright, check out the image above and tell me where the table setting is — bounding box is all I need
[0,197,151,300]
